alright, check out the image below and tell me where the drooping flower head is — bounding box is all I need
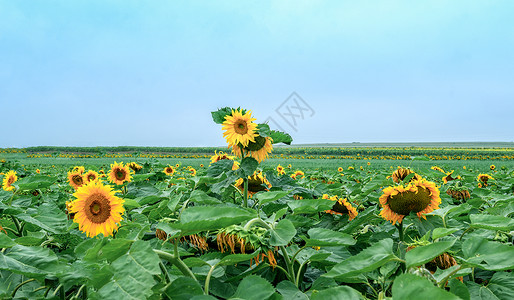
[322,194,358,221]
[379,179,441,225]
[68,180,125,238]
[108,161,132,185]
[128,162,143,172]
[231,136,273,163]
[235,171,271,197]
[389,167,421,184]
[210,151,240,170]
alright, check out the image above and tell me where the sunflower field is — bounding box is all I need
[0,108,513,300]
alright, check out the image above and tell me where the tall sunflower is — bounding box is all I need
[322,194,358,221]
[68,170,85,190]
[222,109,258,147]
[2,170,17,192]
[232,136,273,163]
[379,179,441,225]
[108,162,132,185]
[68,181,125,238]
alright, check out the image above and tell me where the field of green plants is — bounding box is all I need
[0,108,513,299]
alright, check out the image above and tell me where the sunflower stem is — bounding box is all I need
[243,217,271,231]
[243,178,249,208]
[396,222,406,272]
[10,216,23,236]
[295,260,309,288]
[279,245,296,284]
[154,249,197,281]
[204,264,218,295]
[11,278,36,298]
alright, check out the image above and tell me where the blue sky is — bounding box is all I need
[1,1,513,147]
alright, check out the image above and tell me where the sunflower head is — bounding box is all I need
[490,165,496,170]
[68,170,85,190]
[73,166,85,174]
[222,109,258,147]
[164,165,175,176]
[108,162,132,185]
[231,135,273,163]
[323,194,358,221]
[36,169,40,174]
[338,167,343,172]
[379,179,441,225]
[276,164,285,175]
[2,170,17,192]
[68,180,124,237]
[477,173,494,186]
[235,171,272,197]
[128,162,143,172]
[390,167,421,184]
[290,170,305,180]
[84,170,99,183]
[431,166,445,174]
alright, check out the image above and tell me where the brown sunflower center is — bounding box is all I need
[72,175,83,186]
[479,176,489,183]
[7,177,15,185]
[85,193,112,224]
[88,174,96,181]
[234,120,248,135]
[331,199,349,214]
[387,187,432,215]
[165,167,173,173]
[115,169,126,180]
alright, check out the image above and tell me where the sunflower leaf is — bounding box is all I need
[470,214,514,231]
[211,107,233,124]
[176,206,257,233]
[229,275,275,300]
[239,157,258,178]
[310,286,364,300]
[304,228,356,247]
[257,123,272,138]
[392,274,461,299]
[270,219,297,246]
[269,130,293,145]
[405,239,456,269]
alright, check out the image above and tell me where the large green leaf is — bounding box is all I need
[176,206,256,233]
[229,275,275,300]
[219,252,259,266]
[470,214,514,231]
[238,157,258,178]
[287,199,334,214]
[97,241,160,299]
[310,286,363,300]
[303,228,356,247]
[254,191,289,205]
[15,175,56,191]
[324,239,397,281]
[392,274,460,299]
[189,190,222,205]
[269,219,297,246]
[461,237,514,271]
[16,202,67,234]
[0,245,60,281]
[165,277,204,300]
[432,228,460,240]
[406,239,456,269]
[0,233,15,248]
[467,272,513,300]
[211,107,233,124]
[276,281,308,300]
[269,130,293,145]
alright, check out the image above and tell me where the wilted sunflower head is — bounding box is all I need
[379,179,441,225]
[164,165,175,176]
[390,167,421,184]
[323,194,358,221]
[222,109,258,148]
[68,170,85,190]
[2,170,17,192]
[68,180,124,238]
[108,162,132,185]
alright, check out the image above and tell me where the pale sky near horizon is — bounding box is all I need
[1,1,513,148]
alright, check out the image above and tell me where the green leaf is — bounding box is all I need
[219,252,259,266]
[0,245,60,281]
[0,233,16,248]
[287,198,334,214]
[165,277,204,300]
[461,237,514,271]
[269,219,297,246]
[16,202,68,234]
[276,281,309,300]
[304,228,356,247]
[432,228,460,240]
[269,130,293,145]
[448,278,470,300]
[324,239,397,281]
[230,275,275,300]
[123,198,141,209]
[189,190,222,205]
[239,157,258,178]
[97,241,161,299]
[212,107,233,124]
[257,123,272,138]
[15,175,55,190]
[467,272,513,300]
[406,239,456,269]
[470,214,514,231]
[177,206,257,233]
[392,274,461,299]
[97,239,133,262]
[255,191,289,205]
[310,286,363,300]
